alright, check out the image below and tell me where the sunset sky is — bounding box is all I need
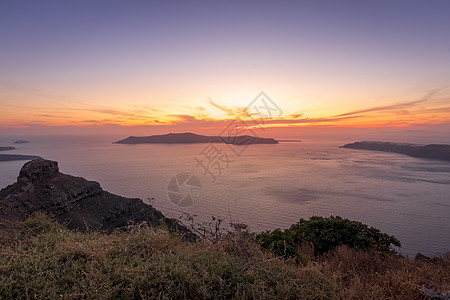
[1,1,450,141]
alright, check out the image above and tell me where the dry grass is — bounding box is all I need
[0,213,448,299]
[314,246,450,299]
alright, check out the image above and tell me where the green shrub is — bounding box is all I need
[257,216,401,258]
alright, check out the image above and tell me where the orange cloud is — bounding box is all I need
[2,88,450,134]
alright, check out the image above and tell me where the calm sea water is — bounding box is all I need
[1,135,449,257]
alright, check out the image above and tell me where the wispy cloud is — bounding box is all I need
[334,99,423,117]
[289,113,305,119]
[208,98,250,118]
[198,90,450,128]
[4,89,450,130]
[169,114,199,123]
[334,90,439,118]
[33,114,71,118]
[89,108,151,120]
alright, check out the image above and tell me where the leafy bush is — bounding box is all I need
[257,216,401,258]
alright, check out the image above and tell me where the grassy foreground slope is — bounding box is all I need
[0,213,449,299]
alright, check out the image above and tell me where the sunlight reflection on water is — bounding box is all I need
[0,136,449,257]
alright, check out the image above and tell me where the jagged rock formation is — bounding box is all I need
[0,159,193,237]
[343,141,450,162]
[115,132,279,145]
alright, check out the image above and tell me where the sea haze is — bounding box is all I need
[0,135,449,257]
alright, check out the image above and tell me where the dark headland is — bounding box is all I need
[343,141,450,162]
[114,132,279,145]
[0,154,42,162]
[0,159,193,237]
[0,144,40,161]
[278,139,302,142]
[0,146,15,151]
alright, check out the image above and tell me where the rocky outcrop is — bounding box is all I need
[18,159,59,182]
[342,141,450,162]
[115,132,279,145]
[0,159,193,237]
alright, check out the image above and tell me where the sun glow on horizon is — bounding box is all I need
[2,89,449,133]
[1,1,450,139]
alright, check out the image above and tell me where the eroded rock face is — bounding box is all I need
[0,160,192,237]
[18,159,59,183]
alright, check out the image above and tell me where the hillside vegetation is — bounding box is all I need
[0,213,449,299]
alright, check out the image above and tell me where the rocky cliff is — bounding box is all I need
[0,159,193,237]
[343,141,450,162]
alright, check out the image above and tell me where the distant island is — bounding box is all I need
[0,144,39,161]
[14,140,29,144]
[278,139,302,143]
[0,147,15,151]
[343,141,450,162]
[0,154,42,162]
[114,132,279,145]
